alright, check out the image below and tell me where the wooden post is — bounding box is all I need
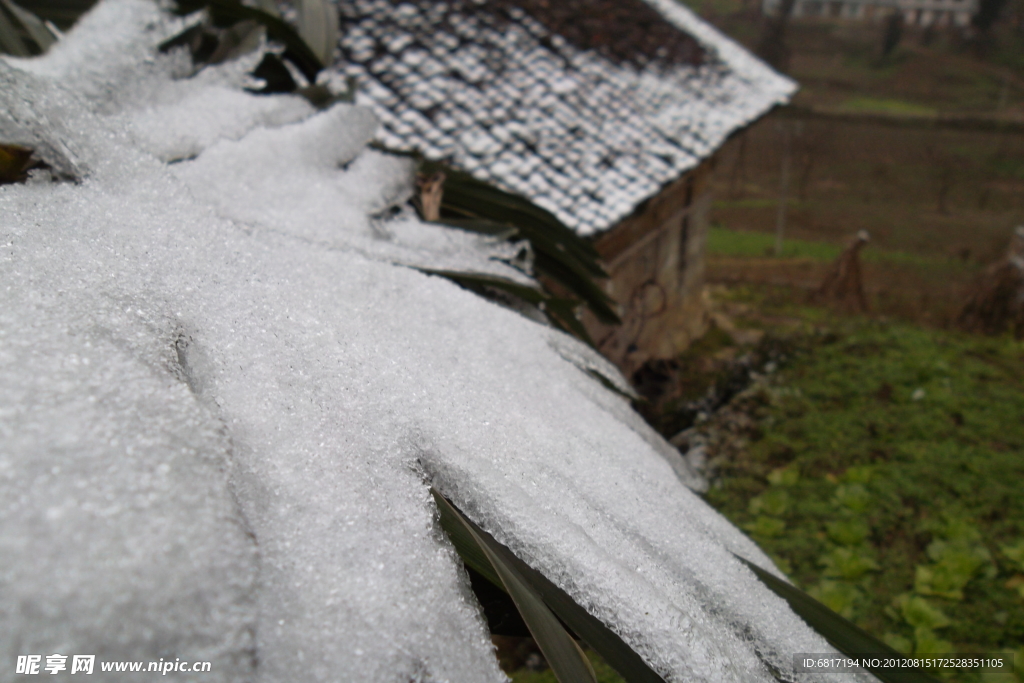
[774,121,792,256]
[957,226,1024,338]
[997,71,1010,111]
[811,230,870,312]
[416,171,446,222]
[727,132,747,200]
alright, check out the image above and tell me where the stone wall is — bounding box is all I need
[584,159,714,375]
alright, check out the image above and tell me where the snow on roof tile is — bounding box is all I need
[338,0,793,235]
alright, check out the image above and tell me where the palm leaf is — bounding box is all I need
[437,217,518,239]
[736,555,941,683]
[533,250,619,325]
[0,11,31,55]
[497,540,667,683]
[296,0,338,67]
[543,298,596,347]
[0,0,58,55]
[417,269,546,305]
[432,490,597,683]
[7,0,94,31]
[0,143,35,184]
[250,0,279,16]
[430,167,602,258]
[432,489,667,683]
[249,52,297,93]
[439,173,605,276]
[168,0,324,82]
[416,269,597,346]
[430,168,620,326]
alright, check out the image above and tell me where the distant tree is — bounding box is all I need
[755,0,798,70]
[973,0,1010,33]
[880,10,903,58]
[920,22,936,46]
[727,132,748,199]
[969,0,1010,53]
[796,127,823,202]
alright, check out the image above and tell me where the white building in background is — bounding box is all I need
[762,0,978,26]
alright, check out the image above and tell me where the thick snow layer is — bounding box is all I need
[1,3,868,682]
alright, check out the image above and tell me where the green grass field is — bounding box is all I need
[702,292,1024,681]
[838,97,939,117]
[706,225,982,273]
[706,222,842,259]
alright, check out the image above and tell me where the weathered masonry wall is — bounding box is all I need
[584,159,714,375]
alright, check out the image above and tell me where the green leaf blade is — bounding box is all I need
[297,0,338,67]
[543,298,597,347]
[431,489,503,589]
[0,143,34,184]
[433,169,618,325]
[736,555,941,683]
[416,269,547,305]
[170,0,324,81]
[501,551,667,683]
[432,490,666,683]
[0,0,57,53]
[431,490,596,683]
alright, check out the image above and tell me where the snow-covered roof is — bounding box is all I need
[0,3,859,682]
[338,0,796,236]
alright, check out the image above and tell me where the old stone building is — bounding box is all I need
[339,0,795,372]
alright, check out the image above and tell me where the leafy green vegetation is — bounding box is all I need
[989,155,1024,181]
[509,650,626,683]
[702,300,1024,681]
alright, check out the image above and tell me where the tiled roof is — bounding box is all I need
[337,0,796,236]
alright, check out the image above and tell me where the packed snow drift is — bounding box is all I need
[1,2,865,681]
